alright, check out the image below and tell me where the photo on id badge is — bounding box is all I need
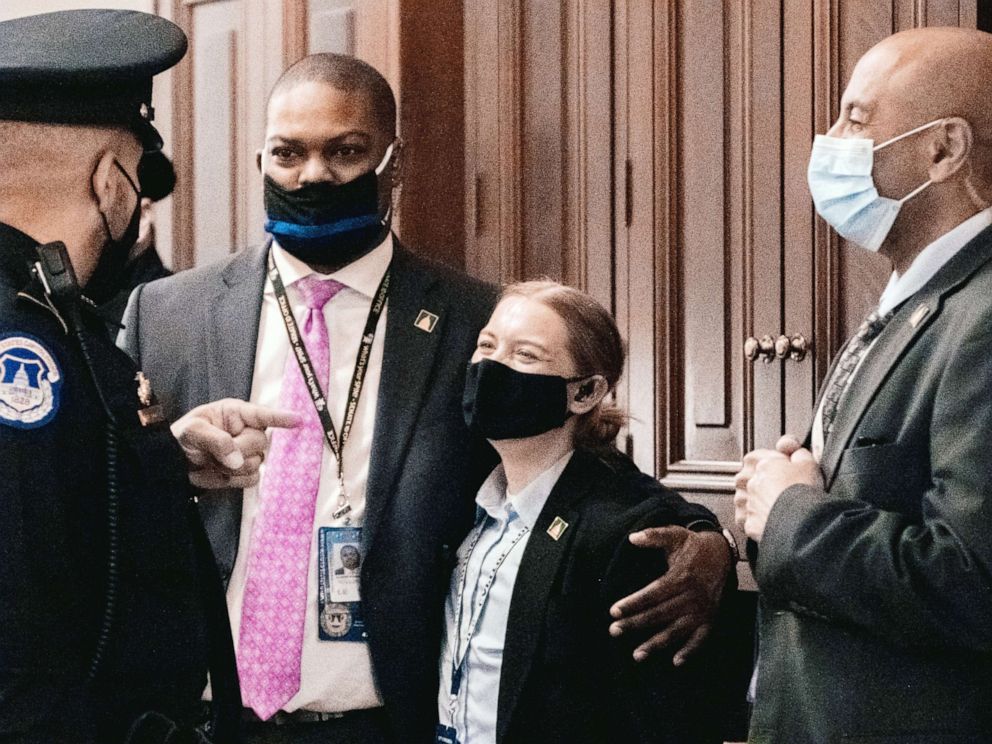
[318,527,366,642]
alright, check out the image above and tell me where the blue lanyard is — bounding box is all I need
[448,512,529,714]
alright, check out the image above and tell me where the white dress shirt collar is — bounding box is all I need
[475,450,575,530]
[268,233,394,299]
[878,207,992,316]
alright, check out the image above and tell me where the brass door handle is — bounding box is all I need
[744,335,776,364]
[788,333,809,362]
[746,333,810,363]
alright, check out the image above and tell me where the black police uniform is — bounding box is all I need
[0,225,216,742]
[0,9,237,744]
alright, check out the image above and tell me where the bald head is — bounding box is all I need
[268,53,396,139]
[857,28,992,142]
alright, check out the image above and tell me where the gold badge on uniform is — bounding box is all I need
[414,309,439,333]
[135,371,165,426]
[547,516,569,541]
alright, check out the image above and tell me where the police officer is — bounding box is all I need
[0,10,295,743]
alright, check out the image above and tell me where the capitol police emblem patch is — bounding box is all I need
[0,334,62,429]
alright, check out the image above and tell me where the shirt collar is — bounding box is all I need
[475,450,574,529]
[878,206,992,316]
[267,233,394,298]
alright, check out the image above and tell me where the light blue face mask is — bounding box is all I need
[807,119,943,252]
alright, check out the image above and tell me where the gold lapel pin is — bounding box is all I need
[909,304,930,329]
[414,309,439,333]
[546,516,569,541]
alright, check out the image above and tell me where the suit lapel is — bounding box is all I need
[496,453,593,742]
[206,241,268,403]
[363,244,448,555]
[820,226,992,486]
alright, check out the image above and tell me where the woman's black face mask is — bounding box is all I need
[263,143,396,267]
[462,358,588,441]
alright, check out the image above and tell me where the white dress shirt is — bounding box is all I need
[811,207,992,461]
[225,235,392,713]
[437,451,574,744]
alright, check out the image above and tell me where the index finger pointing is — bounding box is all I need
[229,401,300,431]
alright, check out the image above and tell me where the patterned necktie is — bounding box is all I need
[820,309,893,438]
[238,274,345,720]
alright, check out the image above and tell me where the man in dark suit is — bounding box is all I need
[121,53,733,743]
[735,27,992,742]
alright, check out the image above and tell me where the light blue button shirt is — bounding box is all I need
[437,451,574,744]
[877,206,992,316]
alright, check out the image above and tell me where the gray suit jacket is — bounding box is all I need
[119,239,498,742]
[749,225,992,743]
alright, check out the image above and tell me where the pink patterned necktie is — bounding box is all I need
[238,274,345,720]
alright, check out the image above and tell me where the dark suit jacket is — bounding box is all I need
[119,238,498,742]
[495,448,723,744]
[749,225,992,743]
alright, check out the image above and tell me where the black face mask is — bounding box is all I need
[463,358,587,441]
[85,160,142,305]
[263,145,395,267]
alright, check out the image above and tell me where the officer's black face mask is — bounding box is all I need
[263,143,396,268]
[85,160,142,305]
[463,358,589,441]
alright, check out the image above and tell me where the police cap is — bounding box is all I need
[0,9,187,152]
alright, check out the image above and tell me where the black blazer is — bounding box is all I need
[750,225,992,742]
[120,238,499,742]
[495,448,723,744]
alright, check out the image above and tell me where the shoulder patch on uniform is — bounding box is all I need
[0,333,63,429]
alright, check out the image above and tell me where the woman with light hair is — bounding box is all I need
[436,280,722,744]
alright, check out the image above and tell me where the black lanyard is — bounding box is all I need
[267,249,390,522]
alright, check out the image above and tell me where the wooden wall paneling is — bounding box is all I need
[675,0,737,464]
[811,0,843,389]
[520,2,566,282]
[243,0,283,248]
[743,0,784,453]
[306,0,400,92]
[397,0,465,268]
[172,0,195,270]
[614,0,658,476]
[464,0,523,284]
[172,0,246,269]
[151,0,177,269]
[782,0,818,433]
[562,0,613,302]
[283,0,309,66]
[190,1,243,267]
[611,0,634,470]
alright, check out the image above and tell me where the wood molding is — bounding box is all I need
[282,0,308,67]
[564,0,614,306]
[812,0,841,381]
[497,0,523,282]
[171,0,195,271]
[463,0,523,284]
[655,0,678,478]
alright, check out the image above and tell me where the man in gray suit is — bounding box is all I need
[122,53,733,743]
[736,27,992,742]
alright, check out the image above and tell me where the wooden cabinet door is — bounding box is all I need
[612,0,979,554]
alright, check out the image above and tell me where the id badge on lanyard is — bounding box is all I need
[317,526,367,643]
